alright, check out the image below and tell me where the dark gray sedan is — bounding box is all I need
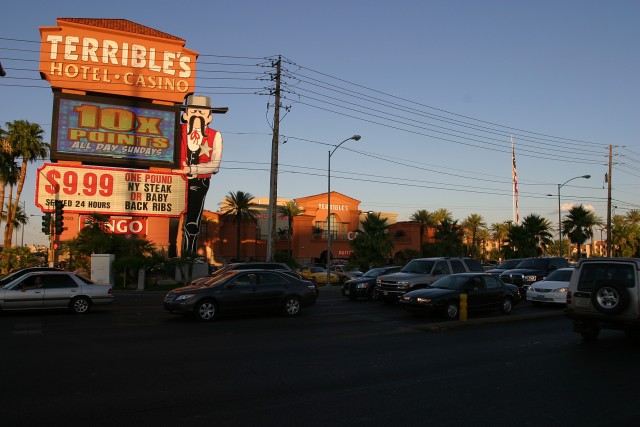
[164,269,317,321]
[0,269,114,314]
[399,272,520,320]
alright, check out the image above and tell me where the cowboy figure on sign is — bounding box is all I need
[173,94,228,254]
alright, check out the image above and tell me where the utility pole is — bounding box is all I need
[606,144,613,257]
[266,57,282,262]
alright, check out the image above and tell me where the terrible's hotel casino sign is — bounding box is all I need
[36,18,198,218]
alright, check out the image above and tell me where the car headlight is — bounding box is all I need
[416,297,431,304]
[376,278,382,284]
[175,294,196,301]
[356,283,368,289]
[523,275,538,283]
[401,296,412,301]
[555,287,568,293]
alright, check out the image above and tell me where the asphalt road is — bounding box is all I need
[3,285,640,427]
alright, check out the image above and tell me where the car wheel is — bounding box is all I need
[591,281,629,315]
[283,296,302,316]
[194,300,217,321]
[445,301,459,320]
[71,296,91,314]
[500,297,513,314]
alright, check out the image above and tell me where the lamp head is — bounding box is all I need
[583,175,591,179]
[351,135,361,141]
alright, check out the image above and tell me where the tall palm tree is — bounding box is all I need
[221,191,259,260]
[462,213,486,255]
[562,205,599,259]
[349,213,394,269]
[521,214,553,255]
[490,222,510,253]
[0,127,21,236]
[277,200,302,252]
[2,120,49,248]
[434,218,464,256]
[410,209,434,253]
[432,208,453,226]
[626,210,640,226]
[2,202,27,245]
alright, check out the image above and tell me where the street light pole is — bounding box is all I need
[327,135,361,286]
[557,174,590,259]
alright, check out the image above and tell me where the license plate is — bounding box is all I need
[344,289,349,295]
[533,295,545,301]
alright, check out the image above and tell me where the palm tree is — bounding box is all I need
[277,200,302,253]
[562,205,599,259]
[434,218,464,256]
[349,213,394,270]
[490,222,510,253]
[626,210,640,226]
[0,127,21,237]
[1,202,27,246]
[410,209,434,253]
[221,191,259,260]
[521,214,553,255]
[462,213,486,256]
[432,208,453,226]
[2,120,49,248]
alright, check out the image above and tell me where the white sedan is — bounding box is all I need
[0,268,114,313]
[526,267,574,305]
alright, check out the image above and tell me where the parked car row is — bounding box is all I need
[11,257,621,332]
[340,257,581,320]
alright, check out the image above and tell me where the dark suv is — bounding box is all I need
[499,257,570,298]
[375,257,484,303]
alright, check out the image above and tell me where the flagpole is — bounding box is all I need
[511,135,519,225]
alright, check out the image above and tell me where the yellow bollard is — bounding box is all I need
[459,293,468,321]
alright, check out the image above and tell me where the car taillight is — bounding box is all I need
[566,291,571,305]
[108,288,113,295]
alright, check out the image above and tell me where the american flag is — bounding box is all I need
[511,136,520,224]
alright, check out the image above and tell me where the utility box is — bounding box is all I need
[91,254,115,286]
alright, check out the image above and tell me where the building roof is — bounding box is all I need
[57,18,184,41]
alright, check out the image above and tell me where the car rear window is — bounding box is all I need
[577,263,636,292]
[463,258,484,272]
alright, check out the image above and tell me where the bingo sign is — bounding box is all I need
[51,92,180,168]
[80,216,148,235]
[36,163,187,217]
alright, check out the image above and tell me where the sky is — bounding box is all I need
[1,0,639,247]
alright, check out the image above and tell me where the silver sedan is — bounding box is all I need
[0,269,114,313]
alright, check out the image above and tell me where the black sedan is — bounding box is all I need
[398,272,520,320]
[342,266,402,300]
[164,269,317,321]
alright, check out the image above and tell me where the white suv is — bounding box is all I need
[565,258,640,340]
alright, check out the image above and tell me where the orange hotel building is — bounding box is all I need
[197,191,424,266]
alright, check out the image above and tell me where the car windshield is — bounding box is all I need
[432,275,470,291]
[497,259,522,269]
[544,269,573,282]
[401,260,435,274]
[516,258,548,269]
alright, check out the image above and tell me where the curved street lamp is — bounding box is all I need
[327,135,361,285]
[558,174,591,258]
